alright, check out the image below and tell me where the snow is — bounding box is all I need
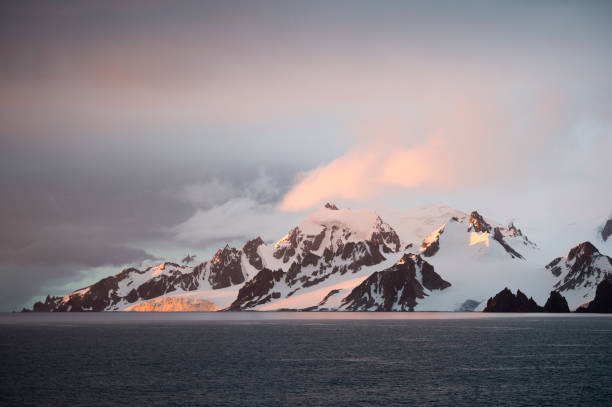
[376,204,467,247]
[299,207,384,242]
[150,263,166,277]
[469,231,490,248]
[255,252,404,311]
[548,249,612,310]
[240,253,259,280]
[69,287,91,297]
[413,217,552,311]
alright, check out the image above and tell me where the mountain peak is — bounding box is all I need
[483,287,543,312]
[300,207,390,242]
[567,241,599,262]
[243,236,264,250]
[211,245,238,265]
[324,202,339,210]
[548,241,612,301]
[507,222,522,237]
[468,211,492,233]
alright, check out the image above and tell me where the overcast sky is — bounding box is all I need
[1,0,611,310]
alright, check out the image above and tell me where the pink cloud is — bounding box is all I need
[278,88,582,212]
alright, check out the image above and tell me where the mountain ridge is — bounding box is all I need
[24,204,610,312]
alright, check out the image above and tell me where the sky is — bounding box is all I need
[1,0,611,310]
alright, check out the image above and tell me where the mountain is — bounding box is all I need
[228,205,404,311]
[28,237,268,312]
[483,288,543,312]
[542,291,570,313]
[575,278,612,313]
[546,241,612,310]
[393,208,544,311]
[335,254,450,311]
[482,288,569,312]
[26,203,585,312]
[416,210,534,260]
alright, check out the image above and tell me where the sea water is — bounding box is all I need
[1,312,611,406]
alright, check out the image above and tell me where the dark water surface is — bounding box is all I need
[1,313,611,406]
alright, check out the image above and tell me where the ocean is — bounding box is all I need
[1,312,611,406]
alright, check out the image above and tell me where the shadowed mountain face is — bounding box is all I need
[576,279,612,313]
[483,288,543,312]
[227,268,285,311]
[543,291,570,313]
[483,289,570,313]
[340,254,450,311]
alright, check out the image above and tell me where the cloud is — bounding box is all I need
[170,169,300,248]
[176,179,239,208]
[0,238,154,268]
[171,198,301,247]
[0,239,155,311]
[173,169,283,210]
[280,87,612,212]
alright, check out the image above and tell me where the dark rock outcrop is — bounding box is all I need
[315,289,342,310]
[420,220,449,258]
[421,235,440,257]
[576,278,612,313]
[227,268,285,310]
[30,295,61,312]
[208,245,245,289]
[506,222,522,237]
[542,291,570,313]
[492,227,524,259]
[242,237,265,270]
[341,254,450,311]
[483,288,543,312]
[547,257,563,277]
[324,202,339,210]
[468,211,492,233]
[601,218,612,242]
[568,241,599,263]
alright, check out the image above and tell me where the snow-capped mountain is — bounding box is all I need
[415,210,535,260]
[546,241,612,309]
[392,208,545,311]
[335,254,450,311]
[26,203,607,312]
[228,205,404,310]
[30,237,267,311]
